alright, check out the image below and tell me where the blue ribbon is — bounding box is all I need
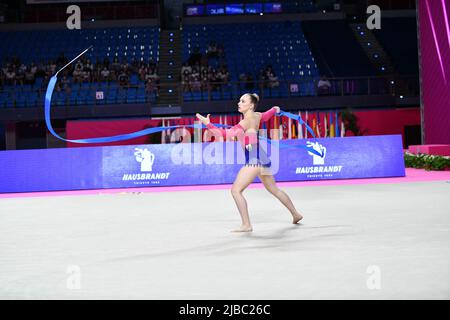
[44,47,324,158]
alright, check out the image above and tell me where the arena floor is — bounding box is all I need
[1,169,449,299]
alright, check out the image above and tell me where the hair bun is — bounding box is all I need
[251,93,260,102]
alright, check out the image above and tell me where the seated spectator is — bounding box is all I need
[82,70,91,83]
[317,76,331,95]
[209,71,221,91]
[121,59,129,72]
[61,76,71,93]
[24,67,35,85]
[267,73,279,88]
[118,71,129,87]
[181,62,192,77]
[72,64,82,83]
[182,72,190,92]
[100,67,110,81]
[16,67,25,85]
[265,65,279,88]
[5,68,16,85]
[190,75,202,92]
[138,64,148,81]
[217,66,230,85]
[145,78,158,97]
[111,57,121,73]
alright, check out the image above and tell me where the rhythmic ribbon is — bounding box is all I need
[44,47,324,157]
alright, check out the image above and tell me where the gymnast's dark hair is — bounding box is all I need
[247,93,259,109]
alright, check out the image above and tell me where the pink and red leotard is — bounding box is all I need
[206,107,278,167]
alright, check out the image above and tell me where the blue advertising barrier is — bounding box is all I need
[0,135,405,193]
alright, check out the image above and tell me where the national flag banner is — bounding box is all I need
[329,112,335,138]
[341,116,345,137]
[167,119,171,141]
[297,111,303,139]
[322,112,327,137]
[316,112,321,138]
[291,121,297,139]
[304,110,309,138]
[335,110,340,138]
[161,119,166,143]
[324,113,328,138]
[273,114,279,140]
[282,115,289,139]
[165,119,171,143]
[288,117,292,139]
[312,114,317,138]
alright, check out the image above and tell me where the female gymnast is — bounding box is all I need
[196,93,303,232]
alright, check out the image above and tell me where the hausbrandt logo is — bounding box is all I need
[134,147,155,172]
[122,148,170,182]
[295,141,343,175]
[307,141,327,165]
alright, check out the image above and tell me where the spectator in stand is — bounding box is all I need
[190,74,202,92]
[118,70,129,87]
[265,65,279,88]
[5,67,16,85]
[16,66,25,85]
[72,63,83,83]
[61,75,71,93]
[201,67,209,91]
[48,60,57,75]
[317,76,331,95]
[100,67,110,81]
[182,69,190,92]
[181,62,192,78]
[145,78,158,97]
[24,67,35,85]
[1,54,159,107]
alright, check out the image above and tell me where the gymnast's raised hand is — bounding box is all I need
[196,113,211,126]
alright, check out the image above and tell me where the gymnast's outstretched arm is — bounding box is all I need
[260,106,280,122]
[196,113,246,140]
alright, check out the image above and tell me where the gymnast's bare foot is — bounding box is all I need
[292,212,303,224]
[231,225,253,232]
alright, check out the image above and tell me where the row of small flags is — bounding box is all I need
[161,111,345,143]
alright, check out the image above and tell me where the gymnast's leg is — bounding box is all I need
[258,170,303,224]
[230,165,261,232]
